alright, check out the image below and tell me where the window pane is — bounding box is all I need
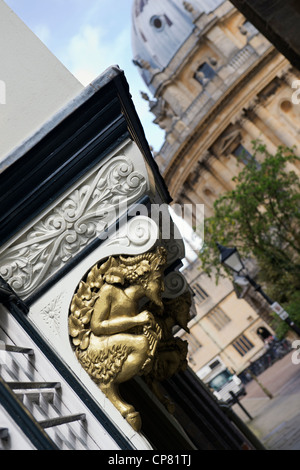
[233,144,253,164]
[207,307,231,331]
[193,283,209,303]
[232,334,254,356]
[233,144,261,168]
[194,62,216,85]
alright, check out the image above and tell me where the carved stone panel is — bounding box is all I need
[0,141,150,299]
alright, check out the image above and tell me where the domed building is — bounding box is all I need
[131,0,300,378]
[132,0,300,221]
[132,0,223,93]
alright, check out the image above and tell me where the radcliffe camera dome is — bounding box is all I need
[131,0,224,90]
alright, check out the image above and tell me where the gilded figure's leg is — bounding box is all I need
[106,333,149,383]
[96,333,150,432]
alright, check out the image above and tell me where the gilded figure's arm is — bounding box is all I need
[90,287,154,336]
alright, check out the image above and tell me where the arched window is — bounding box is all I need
[257,326,272,341]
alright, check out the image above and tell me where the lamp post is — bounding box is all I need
[217,243,300,336]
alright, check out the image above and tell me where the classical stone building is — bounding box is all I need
[132,0,300,221]
[131,0,300,373]
[179,259,273,375]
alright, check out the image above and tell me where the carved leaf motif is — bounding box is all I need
[76,282,92,301]
[69,316,82,338]
[86,265,104,290]
[80,330,92,350]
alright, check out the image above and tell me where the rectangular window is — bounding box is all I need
[232,334,254,356]
[193,282,209,304]
[207,307,231,331]
[194,62,216,85]
[209,359,221,370]
[233,144,253,164]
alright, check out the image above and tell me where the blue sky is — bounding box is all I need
[4,0,165,151]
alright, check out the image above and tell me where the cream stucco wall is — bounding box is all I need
[182,263,273,374]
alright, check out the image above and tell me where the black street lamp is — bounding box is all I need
[217,243,300,336]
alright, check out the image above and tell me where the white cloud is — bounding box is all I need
[33,23,51,44]
[61,20,165,150]
[65,23,130,86]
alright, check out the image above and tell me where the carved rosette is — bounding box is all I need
[40,293,65,336]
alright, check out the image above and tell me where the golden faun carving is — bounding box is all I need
[69,247,167,431]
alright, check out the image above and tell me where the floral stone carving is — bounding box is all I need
[0,156,147,299]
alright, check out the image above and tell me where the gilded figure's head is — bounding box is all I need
[103,247,167,304]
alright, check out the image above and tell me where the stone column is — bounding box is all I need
[282,70,300,88]
[255,105,300,150]
[242,116,299,174]
[241,118,277,155]
[208,153,236,192]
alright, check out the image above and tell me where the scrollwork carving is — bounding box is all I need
[0,156,147,298]
[163,271,188,298]
[105,216,158,249]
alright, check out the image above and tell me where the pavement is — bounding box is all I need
[231,350,300,450]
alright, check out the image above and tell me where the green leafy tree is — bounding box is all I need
[199,142,300,333]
